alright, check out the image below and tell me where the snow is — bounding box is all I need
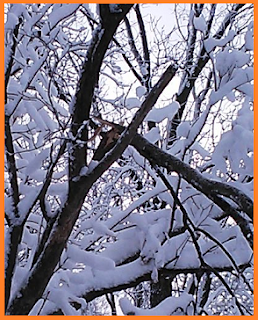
[216,49,250,78]
[47,284,87,316]
[92,220,116,237]
[209,67,253,106]
[99,228,143,265]
[140,229,161,263]
[67,245,116,271]
[136,86,147,99]
[4,3,253,316]
[144,101,179,123]
[24,148,49,176]
[245,22,253,51]
[109,4,122,14]
[47,4,81,30]
[120,293,193,315]
[193,15,206,32]
[143,127,161,143]
[176,121,191,138]
[17,186,41,221]
[125,97,141,110]
[4,4,25,30]
[204,30,235,53]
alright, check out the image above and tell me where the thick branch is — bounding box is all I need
[85,64,178,180]
[83,264,249,308]
[6,6,134,315]
[6,64,177,316]
[69,4,133,182]
[131,135,253,221]
[5,116,21,308]
[5,117,19,219]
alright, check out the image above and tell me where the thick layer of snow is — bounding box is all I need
[120,293,193,315]
[145,102,179,123]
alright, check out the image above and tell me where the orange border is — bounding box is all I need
[2,1,255,319]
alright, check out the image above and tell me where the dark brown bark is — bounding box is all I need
[131,135,253,221]
[6,5,133,315]
[130,134,253,247]
[69,4,133,183]
[6,45,176,317]
[150,272,175,307]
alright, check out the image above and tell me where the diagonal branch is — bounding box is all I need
[6,64,177,316]
[131,135,253,221]
[69,4,133,183]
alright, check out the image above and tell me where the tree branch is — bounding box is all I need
[69,4,133,183]
[131,135,253,221]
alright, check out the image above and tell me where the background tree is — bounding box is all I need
[5,3,253,315]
